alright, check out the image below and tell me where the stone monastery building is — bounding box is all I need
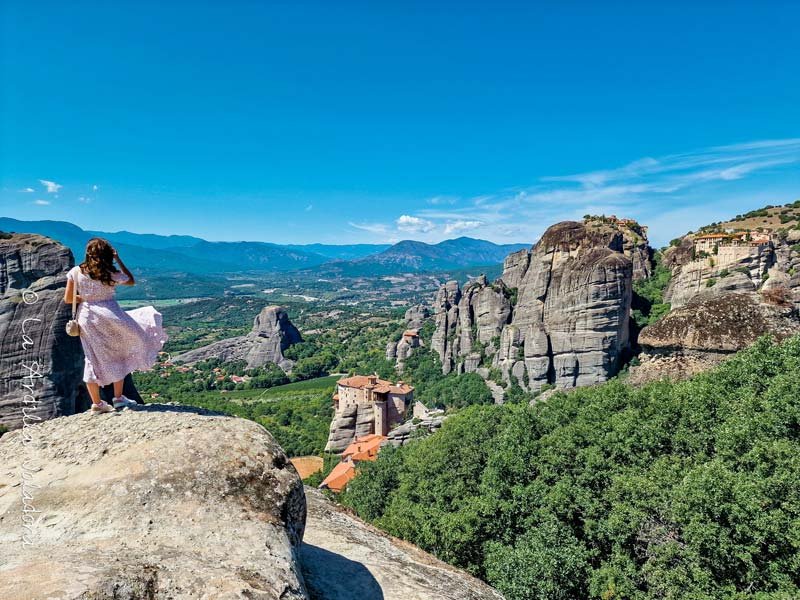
[333,375,414,437]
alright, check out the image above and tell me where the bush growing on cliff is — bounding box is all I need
[631,252,672,329]
[342,336,800,599]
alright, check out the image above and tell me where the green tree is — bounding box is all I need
[342,336,800,599]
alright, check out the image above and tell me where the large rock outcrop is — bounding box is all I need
[431,274,513,375]
[175,305,302,371]
[664,243,774,309]
[0,233,84,430]
[324,402,376,453]
[403,303,430,329]
[662,229,800,311]
[432,221,634,392]
[300,487,504,600]
[0,405,308,599]
[622,226,653,281]
[386,304,430,369]
[383,403,446,448]
[630,292,800,383]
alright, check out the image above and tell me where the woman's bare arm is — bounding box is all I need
[113,249,136,286]
[63,276,83,304]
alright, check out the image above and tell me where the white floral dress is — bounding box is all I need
[67,266,167,386]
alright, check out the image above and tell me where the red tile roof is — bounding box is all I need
[342,434,385,461]
[337,375,388,388]
[338,375,413,394]
[320,460,357,493]
[696,233,730,239]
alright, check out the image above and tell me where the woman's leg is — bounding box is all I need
[86,382,103,405]
[113,379,124,398]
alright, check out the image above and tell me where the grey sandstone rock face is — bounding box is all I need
[432,275,512,375]
[431,280,462,374]
[500,249,531,289]
[632,292,800,384]
[639,292,800,353]
[176,305,302,371]
[300,487,504,600]
[384,410,446,447]
[323,402,375,453]
[404,303,430,330]
[431,221,634,392]
[0,233,84,431]
[660,231,800,310]
[0,405,308,599]
[664,250,772,309]
[394,335,418,363]
[622,228,653,281]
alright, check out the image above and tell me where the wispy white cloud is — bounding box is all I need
[409,137,800,245]
[78,196,91,204]
[542,138,800,193]
[19,187,35,193]
[444,220,484,235]
[349,221,389,234]
[396,215,435,233]
[33,199,51,206]
[39,179,62,193]
[427,196,457,205]
[92,184,99,191]
[344,138,798,245]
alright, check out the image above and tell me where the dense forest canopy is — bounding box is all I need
[341,335,800,599]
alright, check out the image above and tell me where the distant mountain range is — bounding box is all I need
[0,217,529,276]
[313,237,529,276]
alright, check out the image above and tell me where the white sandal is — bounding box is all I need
[112,395,138,409]
[90,401,114,414]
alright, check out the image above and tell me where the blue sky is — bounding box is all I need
[1,1,799,247]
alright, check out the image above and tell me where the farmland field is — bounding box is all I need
[142,375,337,457]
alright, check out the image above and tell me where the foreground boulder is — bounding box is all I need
[0,232,83,430]
[175,305,302,371]
[631,292,800,383]
[0,405,308,599]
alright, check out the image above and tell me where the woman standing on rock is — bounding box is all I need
[64,238,167,413]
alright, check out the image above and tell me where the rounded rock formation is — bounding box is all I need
[0,232,84,430]
[175,305,302,371]
[0,405,308,599]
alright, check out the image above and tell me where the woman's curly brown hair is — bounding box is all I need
[80,238,120,285]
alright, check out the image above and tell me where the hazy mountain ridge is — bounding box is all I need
[0,218,526,276]
[314,237,529,276]
[286,243,392,260]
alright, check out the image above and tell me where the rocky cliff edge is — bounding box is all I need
[0,405,308,599]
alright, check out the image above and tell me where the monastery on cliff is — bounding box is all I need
[333,374,414,437]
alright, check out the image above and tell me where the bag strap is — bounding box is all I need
[71,269,78,318]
